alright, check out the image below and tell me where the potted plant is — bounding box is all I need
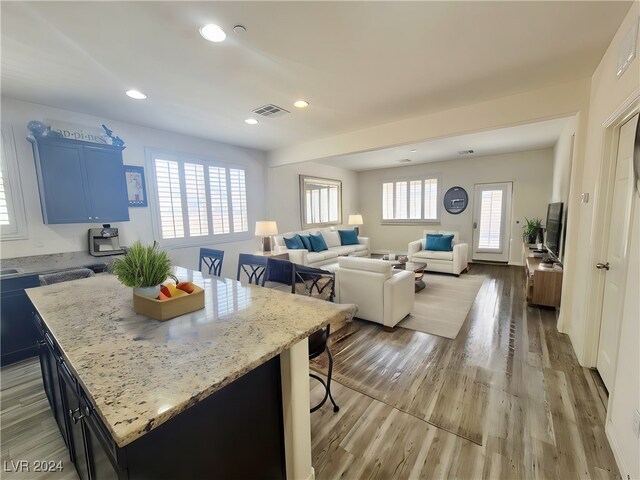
[522,217,543,244]
[112,241,175,298]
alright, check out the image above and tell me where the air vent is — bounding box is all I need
[457,149,474,155]
[397,159,412,163]
[252,104,290,118]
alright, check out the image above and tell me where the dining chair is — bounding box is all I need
[236,254,268,285]
[198,248,224,276]
[261,257,295,292]
[291,263,339,413]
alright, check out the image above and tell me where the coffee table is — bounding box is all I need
[391,261,427,292]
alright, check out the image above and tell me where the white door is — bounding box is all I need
[472,182,513,262]
[596,113,638,391]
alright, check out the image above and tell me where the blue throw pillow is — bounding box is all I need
[338,229,359,245]
[298,234,313,251]
[309,233,328,252]
[283,234,304,250]
[426,234,454,252]
[424,233,442,250]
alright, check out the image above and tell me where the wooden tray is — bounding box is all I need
[133,285,204,321]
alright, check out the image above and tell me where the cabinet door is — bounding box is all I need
[80,396,120,480]
[83,146,129,222]
[41,332,68,445]
[60,363,91,480]
[36,142,91,224]
[1,276,40,366]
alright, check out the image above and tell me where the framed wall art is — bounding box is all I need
[124,165,148,207]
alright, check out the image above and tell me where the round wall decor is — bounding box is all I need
[443,186,468,214]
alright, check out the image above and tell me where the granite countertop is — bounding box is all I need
[26,267,357,448]
[0,251,121,279]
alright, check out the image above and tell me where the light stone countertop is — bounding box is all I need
[26,267,357,448]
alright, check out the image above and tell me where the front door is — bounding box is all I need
[472,182,513,262]
[596,113,638,391]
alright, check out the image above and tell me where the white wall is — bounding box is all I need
[357,148,554,264]
[0,97,267,278]
[266,161,359,234]
[551,116,577,204]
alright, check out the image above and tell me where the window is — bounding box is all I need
[148,149,249,244]
[382,176,440,222]
[477,189,503,250]
[299,175,342,228]
[0,124,27,240]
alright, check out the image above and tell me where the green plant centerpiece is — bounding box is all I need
[522,217,544,244]
[112,241,175,298]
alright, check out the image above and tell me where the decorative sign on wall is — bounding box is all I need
[124,165,148,207]
[443,186,469,214]
[45,119,109,144]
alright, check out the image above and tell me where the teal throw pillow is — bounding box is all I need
[299,234,313,251]
[424,233,442,250]
[426,234,454,251]
[309,233,328,252]
[283,234,305,250]
[338,229,359,245]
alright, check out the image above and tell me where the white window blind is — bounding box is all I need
[0,125,27,239]
[229,168,248,233]
[478,190,503,250]
[151,152,249,243]
[155,159,184,239]
[209,166,230,235]
[0,163,9,226]
[382,177,439,222]
[184,163,208,237]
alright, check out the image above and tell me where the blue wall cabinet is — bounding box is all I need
[29,136,130,224]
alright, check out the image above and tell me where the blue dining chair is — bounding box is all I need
[198,248,224,276]
[236,254,268,285]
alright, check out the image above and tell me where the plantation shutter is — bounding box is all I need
[229,168,248,233]
[423,178,438,220]
[478,189,503,250]
[155,159,185,239]
[183,163,209,237]
[209,166,230,234]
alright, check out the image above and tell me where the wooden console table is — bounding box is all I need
[525,252,563,308]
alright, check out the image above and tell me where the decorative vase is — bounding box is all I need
[133,285,161,298]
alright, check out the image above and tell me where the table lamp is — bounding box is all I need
[348,214,363,235]
[255,221,278,252]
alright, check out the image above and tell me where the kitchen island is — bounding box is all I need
[26,267,356,480]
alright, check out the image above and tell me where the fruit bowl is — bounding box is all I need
[132,284,204,321]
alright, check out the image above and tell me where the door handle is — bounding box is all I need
[473,222,478,229]
[596,262,610,270]
[69,407,85,424]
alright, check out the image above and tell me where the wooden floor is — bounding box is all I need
[0,264,619,479]
[310,264,620,479]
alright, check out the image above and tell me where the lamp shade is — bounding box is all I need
[255,221,278,236]
[348,214,363,226]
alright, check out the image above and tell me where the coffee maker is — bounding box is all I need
[89,225,126,256]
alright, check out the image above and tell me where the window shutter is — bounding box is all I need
[155,159,184,239]
[209,166,230,234]
[394,181,408,219]
[478,190,503,249]
[229,168,248,233]
[0,162,9,226]
[183,163,209,237]
[424,178,438,220]
[382,182,394,220]
[409,180,422,219]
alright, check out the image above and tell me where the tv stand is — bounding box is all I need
[525,249,563,308]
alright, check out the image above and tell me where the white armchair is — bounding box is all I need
[408,230,468,276]
[334,257,414,328]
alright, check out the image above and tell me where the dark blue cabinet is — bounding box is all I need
[29,136,130,224]
[0,275,40,366]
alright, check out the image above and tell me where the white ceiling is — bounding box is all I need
[317,116,571,171]
[0,1,631,152]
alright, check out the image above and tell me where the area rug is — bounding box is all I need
[398,273,486,339]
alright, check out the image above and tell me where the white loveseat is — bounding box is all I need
[273,227,370,268]
[408,230,469,276]
[334,257,414,328]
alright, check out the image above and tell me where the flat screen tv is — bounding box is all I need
[545,202,563,259]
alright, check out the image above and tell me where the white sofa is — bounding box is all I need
[273,227,370,268]
[334,257,414,328]
[408,230,468,276]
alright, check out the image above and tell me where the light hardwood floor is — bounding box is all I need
[310,264,620,479]
[1,264,619,479]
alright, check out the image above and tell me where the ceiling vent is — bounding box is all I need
[397,158,412,163]
[252,104,290,118]
[457,149,475,155]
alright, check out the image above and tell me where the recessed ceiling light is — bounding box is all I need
[410,149,417,153]
[244,118,259,125]
[200,24,226,42]
[294,100,309,108]
[125,90,147,100]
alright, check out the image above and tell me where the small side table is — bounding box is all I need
[392,261,427,292]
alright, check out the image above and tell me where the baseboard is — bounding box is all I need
[605,420,631,480]
[307,467,316,480]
